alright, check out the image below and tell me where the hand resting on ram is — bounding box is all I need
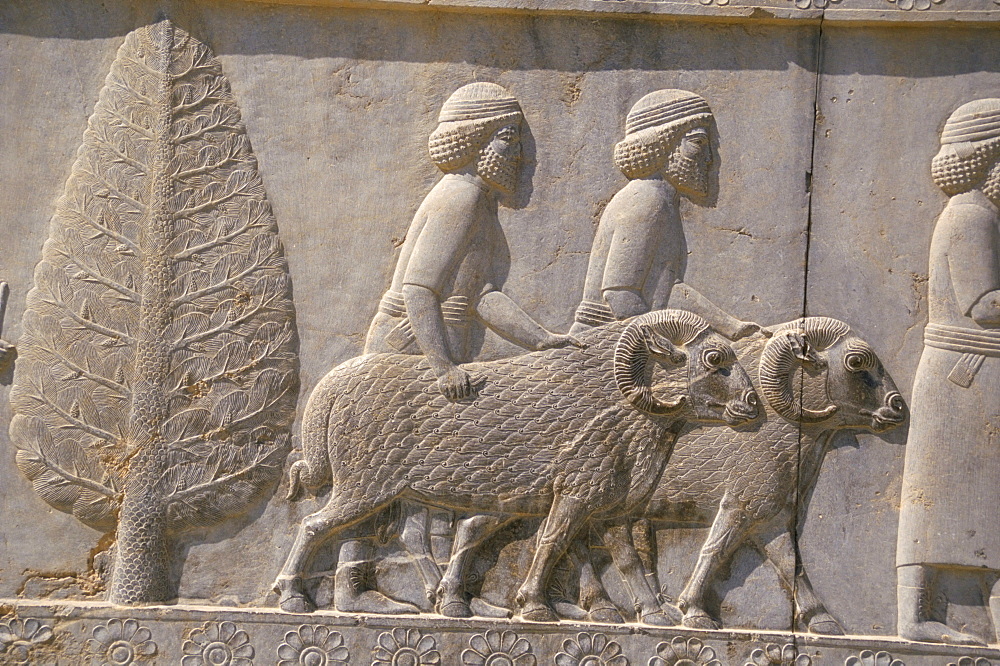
[273,309,759,621]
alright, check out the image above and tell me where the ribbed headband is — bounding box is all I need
[942,99,1000,145]
[626,90,712,136]
[438,82,522,123]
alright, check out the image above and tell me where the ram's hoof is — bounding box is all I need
[682,610,721,630]
[808,614,845,635]
[659,601,684,624]
[641,610,677,627]
[439,600,473,618]
[520,605,559,623]
[279,592,315,614]
[589,605,625,624]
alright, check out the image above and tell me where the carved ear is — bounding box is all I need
[759,329,838,423]
[787,332,826,369]
[615,310,707,415]
[644,329,687,365]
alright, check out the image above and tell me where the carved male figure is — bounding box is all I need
[897,98,1000,646]
[570,89,756,341]
[366,81,576,397]
[334,82,578,614]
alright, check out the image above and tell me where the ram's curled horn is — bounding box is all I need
[759,317,851,422]
[615,309,709,414]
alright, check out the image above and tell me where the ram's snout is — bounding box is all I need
[869,391,906,432]
[724,388,760,426]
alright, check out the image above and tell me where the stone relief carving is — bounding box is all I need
[885,0,943,9]
[182,621,255,666]
[570,317,905,631]
[648,637,722,666]
[556,632,628,666]
[896,98,1000,648]
[570,90,757,343]
[744,643,813,666]
[0,618,54,665]
[86,618,157,666]
[274,308,758,620]
[277,625,350,666]
[335,82,581,616]
[844,651,905,666]
[7,19,299,605]
[0,281,16,373]
[463,630,537,666]
[372,628,441,666]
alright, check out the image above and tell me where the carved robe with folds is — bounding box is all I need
[898,190,1000,571]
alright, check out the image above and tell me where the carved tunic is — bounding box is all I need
[897,191,1000,570]
[575,179,685,326]
[365,176,506,363]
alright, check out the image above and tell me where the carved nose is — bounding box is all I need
[884,392,906,419]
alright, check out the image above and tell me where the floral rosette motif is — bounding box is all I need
[0,618,55,664]
[745,643,812,666]
[885,0,944,9]
[556,632,628,666]
[277,625,349,666]
[844,651,904,666]
[648,637,721,666]
[697,0,731,5]
[949,659,991,666]
[182,621,255,666]
[462,630,536,666]
[87,619,157,666]
[789,0,840,8]
[372,628,440,666]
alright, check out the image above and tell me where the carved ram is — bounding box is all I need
[573,316,906,632]
[273,310,759,621]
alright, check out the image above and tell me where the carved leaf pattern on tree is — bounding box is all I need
[9,19,298,603]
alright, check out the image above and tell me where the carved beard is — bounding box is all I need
[664,147,709,198]
[477,142,520,195]
[984,161,1000,205]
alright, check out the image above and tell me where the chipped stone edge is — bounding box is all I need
[5,598,1000,660]
[240,0,998,27]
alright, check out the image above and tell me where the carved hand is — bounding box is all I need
[536,333,586,351]
[0,338,15,370]
[435,365,478,401]
[728,320,764,341]
[970,290,1000,326]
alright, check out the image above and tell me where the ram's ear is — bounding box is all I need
[787,332,825,369]
[645,330,686,365]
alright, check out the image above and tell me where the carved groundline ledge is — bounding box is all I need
[241,0,1000,26]
[6,600,1000,665]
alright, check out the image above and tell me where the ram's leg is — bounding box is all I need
[437,514,511,617]
[600,520,681,626]
[398,501,442,611]
[275,492,389,613]
[677,498,750,630]
[334,529,421,615]
[633,518,668,607]
[569,534,626,624]
[516,494,587,622]
[753,517,842,635]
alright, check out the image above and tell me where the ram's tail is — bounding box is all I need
[287,372,339,500]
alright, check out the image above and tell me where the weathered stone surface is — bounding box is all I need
[1,0,999,663]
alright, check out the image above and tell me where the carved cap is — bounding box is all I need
[942,98,1000,145]
[625,89,712,137]
[438,82,522,123]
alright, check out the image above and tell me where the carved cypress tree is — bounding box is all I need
[9,19,299,604]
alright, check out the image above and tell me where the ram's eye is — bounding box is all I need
[703,349,725,369]
[844,352,866,372]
